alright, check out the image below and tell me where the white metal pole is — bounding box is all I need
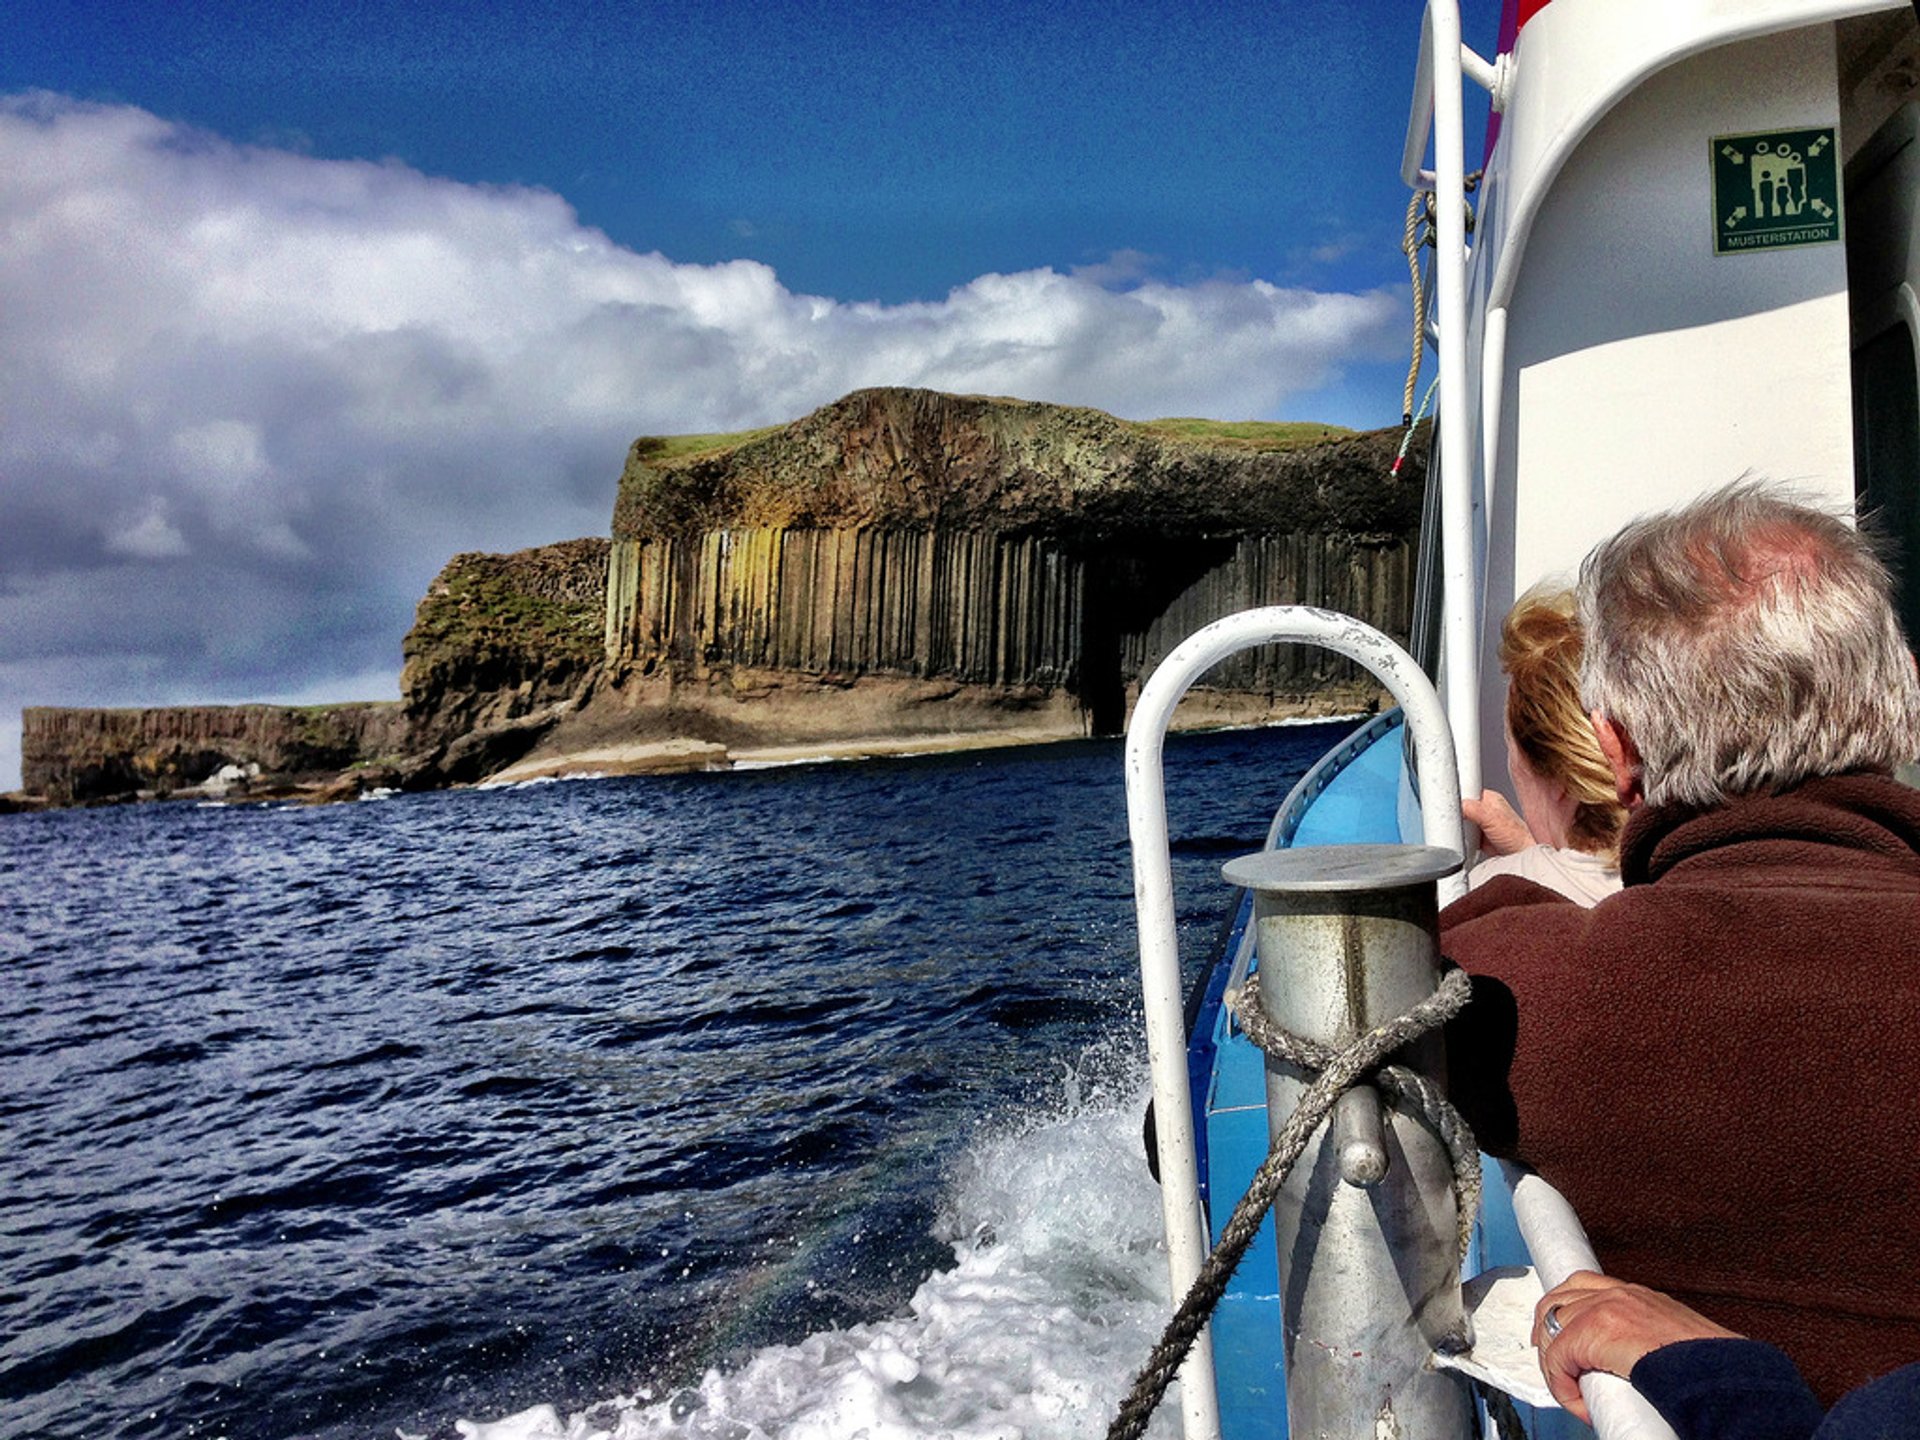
[1429,0,1485,814]
[1503,1164,1683,1440]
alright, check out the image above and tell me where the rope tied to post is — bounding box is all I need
[1106,967,1480,1440]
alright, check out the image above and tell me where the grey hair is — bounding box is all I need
[1575,480,1920,809]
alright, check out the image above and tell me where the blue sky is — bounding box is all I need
[7,0,1453,304]
[0,0,1499,790]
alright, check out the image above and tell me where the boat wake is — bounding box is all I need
[456,1084,1183,1440]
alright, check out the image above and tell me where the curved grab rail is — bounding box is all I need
[1124,606,1464,1440]
[1503,1163,1682,1440]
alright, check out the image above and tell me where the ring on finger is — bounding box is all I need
[1543,1304,1564,1340]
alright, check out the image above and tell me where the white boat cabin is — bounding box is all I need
[1420,0,1920,797]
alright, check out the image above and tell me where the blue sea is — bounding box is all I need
[0,722,1348,1440]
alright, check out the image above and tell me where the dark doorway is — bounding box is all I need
[1076,536,1238,735]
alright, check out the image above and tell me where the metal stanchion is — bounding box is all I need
[1221,843,1473,1440]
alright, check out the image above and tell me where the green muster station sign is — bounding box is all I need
[1712,126,1840,255]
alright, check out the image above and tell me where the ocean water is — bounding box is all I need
[0,722,1349,1440]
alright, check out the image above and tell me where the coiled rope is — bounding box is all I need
[1392,172,1482,478]
[1400,186,1435,427]
[1106,967,1479,1440]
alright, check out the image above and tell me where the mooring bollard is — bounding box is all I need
[1220,843,1471,1440]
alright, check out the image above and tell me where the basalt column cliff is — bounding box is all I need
[15,389,1426,805]
[591,388,1422,751]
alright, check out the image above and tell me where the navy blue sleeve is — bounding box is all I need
[1818,1362,1920,1439]
[1629,1339,1824,1440]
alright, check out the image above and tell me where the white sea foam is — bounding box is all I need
[456,1086,1183,1440]
[475,774,561,791]
[473,771,613,791]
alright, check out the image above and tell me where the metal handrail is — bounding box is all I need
[1125,607,1464,1440]
[1400,2,1502,184]
[1404,0,1487,831]
[1504,1163,1683,1440]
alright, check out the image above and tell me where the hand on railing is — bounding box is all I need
[1463,788,1532,856]
[1532,1272,1740,1424]
[1503,1165,1682,1440]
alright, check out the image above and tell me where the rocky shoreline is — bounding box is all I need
[3,695,1380,814]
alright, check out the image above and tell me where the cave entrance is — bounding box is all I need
[1076,535,1238,736]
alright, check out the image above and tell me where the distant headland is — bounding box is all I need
[12,388,1425,810]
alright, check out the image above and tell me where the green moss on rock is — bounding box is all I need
[401,537,610,743]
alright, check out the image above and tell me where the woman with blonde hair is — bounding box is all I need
[1464,587,1627,905]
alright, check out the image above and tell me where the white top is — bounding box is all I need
[1466,844,1621,907]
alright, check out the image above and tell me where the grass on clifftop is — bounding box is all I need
[634,425,787,465]
[634,415,1353,467]
[1132,418,1356,451]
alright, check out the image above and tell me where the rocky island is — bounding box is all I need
[16,388,1425,807]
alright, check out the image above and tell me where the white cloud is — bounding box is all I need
[0,91,1406,791]
[104,497,191,560]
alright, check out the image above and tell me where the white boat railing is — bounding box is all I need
[1505,1164,1683,1440]
[1403,0,1494,830]
[1124,607,1464,1440]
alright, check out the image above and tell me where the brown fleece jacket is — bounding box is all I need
[1441,773,1920,1405]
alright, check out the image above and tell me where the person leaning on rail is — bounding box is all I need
[1439,481,1920,1406]
[1463,586,1627,906]
[1529,1270,1920,1440]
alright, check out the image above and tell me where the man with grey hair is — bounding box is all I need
[1443,482,1920,1407]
